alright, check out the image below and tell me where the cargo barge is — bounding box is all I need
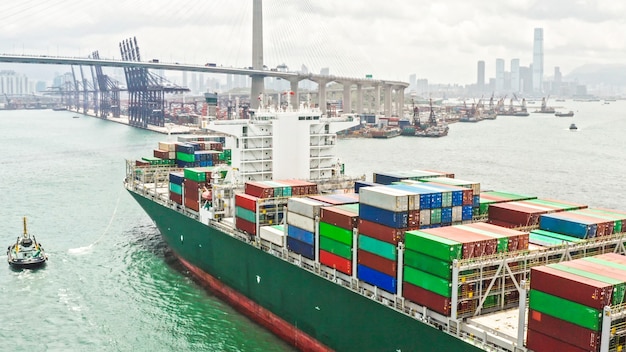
[125,99,626,352]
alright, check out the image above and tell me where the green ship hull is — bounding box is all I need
[128,190,484,351]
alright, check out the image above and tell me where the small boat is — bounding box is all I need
[555,111,574,117]
[72,115,80,119]
[7,217,48,269]
[569,123,578,131]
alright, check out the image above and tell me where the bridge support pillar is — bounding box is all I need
[384,85,392,117]
[343,82,352,114]
[396,87,405,117]
[318,80,327,114]
[374,85,381,115]
[356,84,363,114]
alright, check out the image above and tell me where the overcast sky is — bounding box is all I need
[1,0,624,84]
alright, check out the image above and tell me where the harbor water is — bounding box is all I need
[1,100,624,351]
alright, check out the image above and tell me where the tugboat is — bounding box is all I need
[7,217,48,269]
[569,123,578,131]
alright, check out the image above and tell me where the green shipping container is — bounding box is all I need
[404,266,451,298]
[184,168,206,182]
[236,206,257,223]
[358,234,396,261]
[320,221,352,246]
[404,231,462,262]
[430,208,442,224]
[404,250,451,279]
[320,235,352,260]
[176,151,195,163]
[169,182,182,195]
[441,192,452,208]
[528,289,601,331]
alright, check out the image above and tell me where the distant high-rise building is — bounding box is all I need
[477,61,485,91]
[533,28,544,94]
[510,59,520,93]
[495,58,505,92]
[553,67,562,95]
[0,70,29,95]
[409,73,417,93]
[320,67,330,76]
[520,66,532,94]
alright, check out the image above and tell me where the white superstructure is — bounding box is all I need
[202,101,359,182]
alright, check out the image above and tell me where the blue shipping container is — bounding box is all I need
[441,207,453,224]
[287,225,315,245]
[287,236,315,260]
[539,214,597,239]
[169,172,184,185]
[359,203,408,229]
[462,205,473,221]
[357,264,397,294]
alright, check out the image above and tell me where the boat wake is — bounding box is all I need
[67,191,121,255]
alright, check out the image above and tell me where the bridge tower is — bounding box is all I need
[250,0,264,109]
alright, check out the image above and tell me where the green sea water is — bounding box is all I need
[1,100,625,351]
[0,110,294,352]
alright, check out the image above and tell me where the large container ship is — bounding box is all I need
[125,97,626,352]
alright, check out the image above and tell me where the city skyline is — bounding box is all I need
[1,0,625,85]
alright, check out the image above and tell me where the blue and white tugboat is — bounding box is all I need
[7,217,47,269]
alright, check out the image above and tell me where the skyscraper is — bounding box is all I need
[510,59,520,93]
[477,61,485,91]
[495,58,505,93]
[532,28,544,94]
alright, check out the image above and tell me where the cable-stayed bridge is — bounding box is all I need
[0,0,408,128]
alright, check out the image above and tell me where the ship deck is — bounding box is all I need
[127,172,626,352]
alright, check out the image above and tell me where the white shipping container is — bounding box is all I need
[286,211,316,233]
[420,209,431,226]
[169,151,176,159]
[159,141,177,151]
[452,206,463,222]
[259,225,285,247]
[287,197,328,218]
[359,186,415,212]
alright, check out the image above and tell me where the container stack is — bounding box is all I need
[182,167,212,211]
[402,224,529,317]
[168,171,184,205]
[286,197,328,260]
[487,198,587,229]
[235,180,319,237]
[318,203,359,275]
[478,191,537,216]
[392,181,469,226]
[419,176,481,219]
[527,253,626,352]
[357,186,419,294]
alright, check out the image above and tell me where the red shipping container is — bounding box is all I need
[184,179,201,201]
[358,219,404,244]
[488,202,550,227]
[530,266,613,309]
[320,249,352,275]
[236,217,257,236]
[420,227,498,259]
[403,282,451,316]
[135,160,150,167]
[528,309,600,351]
[184,196,199,212]
[320,206,358,230]
[487,218,518,229]
[235,193,258,212]
[526,328,589,352]
[245,181,274,198]
[462,189,474,206]
[467,222,530,251]
[595,253,626,265]
[407,209,420,227]
[357,249,397,277]
[169,191,182,205]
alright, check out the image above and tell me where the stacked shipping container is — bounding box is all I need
[488,198,587,228]
[403,223,529,316]
[527,253,626,352]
